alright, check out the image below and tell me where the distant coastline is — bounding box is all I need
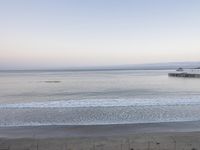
[0,61,200,72]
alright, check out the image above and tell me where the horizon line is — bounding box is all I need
[0,61,199,72]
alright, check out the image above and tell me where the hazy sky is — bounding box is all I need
[0,0,200,69]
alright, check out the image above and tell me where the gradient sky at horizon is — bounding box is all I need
[0,0,200,69]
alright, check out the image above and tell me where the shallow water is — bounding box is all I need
[0,70,200,126]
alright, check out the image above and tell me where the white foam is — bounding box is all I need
[1,97,200,108]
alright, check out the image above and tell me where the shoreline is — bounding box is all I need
[1,121,200,149]
[1,120,200,139]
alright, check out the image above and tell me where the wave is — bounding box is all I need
[1,97,200,108]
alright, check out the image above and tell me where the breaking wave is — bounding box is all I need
[1,97,200,108]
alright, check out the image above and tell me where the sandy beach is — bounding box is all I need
[0,121,200,150]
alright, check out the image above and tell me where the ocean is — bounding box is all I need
[0,69,200,126]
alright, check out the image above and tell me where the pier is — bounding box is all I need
[168,72,200,78]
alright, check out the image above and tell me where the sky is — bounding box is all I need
[0,0,200,69]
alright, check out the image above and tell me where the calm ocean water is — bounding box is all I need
[0,70,200,126]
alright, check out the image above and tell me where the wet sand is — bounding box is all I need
[0,121,200,150]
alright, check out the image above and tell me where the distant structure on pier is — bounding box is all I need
[176,67,183,72]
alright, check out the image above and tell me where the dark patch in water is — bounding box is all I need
[44,81,61,83]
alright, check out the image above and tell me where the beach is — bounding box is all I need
[0,121,200,150]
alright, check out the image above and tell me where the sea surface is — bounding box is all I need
[0,70,200,126]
